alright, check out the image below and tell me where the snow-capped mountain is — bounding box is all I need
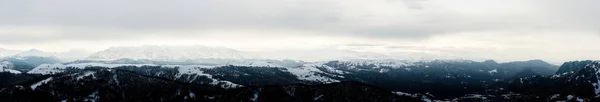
[2,45,469,63]
[0,48,20,58]
[13,49,56,57]
[86,45,261,61]
[6,49,92,62]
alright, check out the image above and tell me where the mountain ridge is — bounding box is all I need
[0,46,575,65]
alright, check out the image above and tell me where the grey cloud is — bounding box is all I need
[0,33,133,44]
[400,0,427,9]
[0,0,598,44]
[0,0,345,29]
[546,0,600,29]
[0,0,433,43]
[342,43,382,47]
[385,45,495,52]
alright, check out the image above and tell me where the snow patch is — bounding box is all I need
[31,77,53,90]
[314,94,324,100]
[285,64,340,83]
[379,69,390,73]
[576,97,585,102]
[567,95,574,100]
[189,92,196,98]
[112,74,120,86]
[393,91,419,98]
[76,71,96,80]
[250,88,262,102]
[84,90,99,102]
[462,94,489,100]
[488,69,498,74]
[550,94,560,99]
[321,65,347,74]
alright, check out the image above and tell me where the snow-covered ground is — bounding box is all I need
[175,66,243,88]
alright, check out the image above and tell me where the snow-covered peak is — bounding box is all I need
[86,45,260,61]
[6,49,91,62]
[13,49,56,57]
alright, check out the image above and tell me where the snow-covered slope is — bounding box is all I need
[27,59,342,84]
[28,63,155,75]
[0,61,21,74]
[86,45,260,61]
[175,66,243,88]
[285,63,342,83]
[27,63,246,88]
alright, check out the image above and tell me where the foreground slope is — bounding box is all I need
[1,69,423,102]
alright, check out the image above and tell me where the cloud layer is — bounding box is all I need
[0,0,599,63]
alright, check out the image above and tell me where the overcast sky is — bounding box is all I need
[0,0,599,63]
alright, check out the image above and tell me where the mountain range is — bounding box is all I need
[0,45,491,63]
[1,57,576,101]
[2,45,600,101]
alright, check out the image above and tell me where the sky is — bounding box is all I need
[0,0,599,64]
